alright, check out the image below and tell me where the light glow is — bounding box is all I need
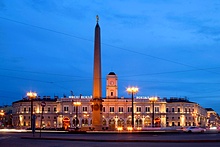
[149,97,158,102]
[117,127,123,131]
[127,127,133,131]
[27,91,37,98]
[73,102,82,106]
[126,87,139,94]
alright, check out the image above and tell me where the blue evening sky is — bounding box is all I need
[0,0,220,113]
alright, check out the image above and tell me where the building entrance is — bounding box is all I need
[63,117,70,130]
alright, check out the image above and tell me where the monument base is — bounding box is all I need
[91,125,103,131]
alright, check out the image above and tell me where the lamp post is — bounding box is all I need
[40,101,46,138]
[27,91,37,136]
[126,87,138,130]
[149,97,158,128]
[73,101,81,130]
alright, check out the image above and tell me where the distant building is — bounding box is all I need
[206,108,220,127]
[0,105,13,128]
[12,72,212,130]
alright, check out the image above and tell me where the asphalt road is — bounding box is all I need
[1,132,220,147]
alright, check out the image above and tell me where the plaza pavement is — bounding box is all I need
[20,129,220,143]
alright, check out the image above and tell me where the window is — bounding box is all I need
[119,107,123,112]
[189,108,191,113]
[64,106,69,111]
[48,107,50,112]
[110,107,114,112]
[128,107,132,112]
[172,117,174,120]
[185,108,187,112]
[48,116,50,119]
[155,107,159,112]
[29,107,31,112]
[54,107,57,112]
[103,107,105,112]
[178,117,180,119]
[83,107,87,112]
[111,92,114,96]
[166,117,169,120]
[136,107,141,112]
[166,108,169,112]
[172,107,175,112]
[54,117,56,120]
[145,107,150,112]
[172,122,175,126]
[177,108,180,112]
[185,122,187,126]
[178,122,180,126]
[24,116,26,119]
[24,108,26,113]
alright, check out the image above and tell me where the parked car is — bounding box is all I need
[183,126,206,133]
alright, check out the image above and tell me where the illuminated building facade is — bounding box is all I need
[12,72,211,130]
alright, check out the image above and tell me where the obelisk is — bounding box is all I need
[91,15,103,130]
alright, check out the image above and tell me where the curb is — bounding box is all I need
[21,137,220,143]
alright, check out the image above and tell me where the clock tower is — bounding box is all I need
[106,72,118,99]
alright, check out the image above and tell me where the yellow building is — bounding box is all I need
[12,72,209,130]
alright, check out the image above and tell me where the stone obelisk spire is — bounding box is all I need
[91,15,103,130]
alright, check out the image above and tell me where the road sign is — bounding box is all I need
[41,101,46,107]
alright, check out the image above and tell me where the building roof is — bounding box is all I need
[108,72,116,75]
[12,96,58,104]
[166,97,194,103]
[205,108,215,111]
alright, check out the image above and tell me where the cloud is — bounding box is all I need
[0,0,5,10]
[166,13,220,42]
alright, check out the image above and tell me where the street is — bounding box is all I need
[0,132,220,147]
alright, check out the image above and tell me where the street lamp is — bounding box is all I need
[0,110,5,127]
[73,101,81,130]
[149,97,158,127]
[27,91,37,136]
[126,87,138,130]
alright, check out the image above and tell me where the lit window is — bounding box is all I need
[83,107,87,112]
[119,107,123,112]
[64,106,69,111]
[155,107,159,112]
[145,107,150,112]
[136,107,141,112]
[128,107,132,112]
[110,107,114,112]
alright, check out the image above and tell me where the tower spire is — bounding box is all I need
[96,15,99,23]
